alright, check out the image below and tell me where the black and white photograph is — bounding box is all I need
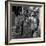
[5,1,45,45]
[11,4,41,39]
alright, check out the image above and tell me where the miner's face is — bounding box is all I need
[28,16,37,30]
[31,17,37,30]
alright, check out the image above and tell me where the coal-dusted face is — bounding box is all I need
[29,17,37,30]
